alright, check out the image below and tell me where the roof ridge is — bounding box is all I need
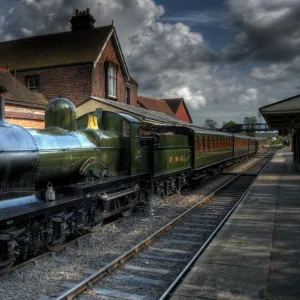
[0,24,113,44]
[161,98,183,101]
[137,95,166,103]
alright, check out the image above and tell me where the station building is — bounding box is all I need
[260,94,300,170]
[0,9,138,109]
[0,9,193,127]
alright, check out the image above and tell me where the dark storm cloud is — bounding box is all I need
[224,0,300,62]
[1,0,300,125]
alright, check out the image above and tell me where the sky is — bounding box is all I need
[1,0,300,127]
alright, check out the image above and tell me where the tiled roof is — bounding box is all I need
[161,98,183,114]
[161,97,193,123]
[89,96,230,136]
[137,95,175,117]
[0,25,113,70]
[91,96,190,126]
[0,69,48,108]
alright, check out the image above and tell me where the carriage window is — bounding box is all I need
[202,136,205,151]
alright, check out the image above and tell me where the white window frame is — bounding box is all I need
[108,67,117,98]
[27,76,40,92]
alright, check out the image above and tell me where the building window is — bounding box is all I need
[27,75,40,92]
[108,67,117,98]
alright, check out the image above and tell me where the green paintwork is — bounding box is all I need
[188,130,233,169]
[27,108,149,185]
[45,97,77,131]
[234,146,249,157]
[130,122,150,175]
[153,134,190,177]
[194,133,233,169]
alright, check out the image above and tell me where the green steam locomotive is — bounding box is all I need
[0,96,258,272]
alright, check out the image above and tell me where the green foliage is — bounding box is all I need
[222,120,237,129]
[203,118,217,130]
[244,116,257,124]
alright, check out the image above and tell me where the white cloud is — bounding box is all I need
[250,63,289,81]
[162,9,227,27]
[238,88,258,106]
[21,27,34,37]
[164,86,206,109]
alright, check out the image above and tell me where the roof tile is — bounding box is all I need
[0,70,48,108]
[0,26,113,70]
[137,95,175,117]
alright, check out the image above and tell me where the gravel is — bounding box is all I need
[0,157,260,300]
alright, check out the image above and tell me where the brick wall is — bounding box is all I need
[6,118,44,129]
[15,64,93,106]
[14,38,137,107]
[176,102,192,123]
[92,39,127,102]
[129,86,137,105]
[5,104,45,129]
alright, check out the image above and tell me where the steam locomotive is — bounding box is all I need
[0,95,260,272]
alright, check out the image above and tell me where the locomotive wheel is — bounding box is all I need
[87,220,104,233]
[46,240,63,251]
[83,208,104,233]
[0,260,14,275]
[121,185,139,217]
[121,205,134,217]
[162,186,170,199]
[176,184,181,196]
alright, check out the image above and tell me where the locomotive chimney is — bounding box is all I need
[0,85,9,126]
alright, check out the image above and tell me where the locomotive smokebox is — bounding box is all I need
[0,85,9,127]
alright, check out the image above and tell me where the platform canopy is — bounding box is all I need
[259,94,300,134]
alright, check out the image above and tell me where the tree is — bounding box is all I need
[203,118,217,130]
[222,120,237,129]
[244,116,257,124]
[243,116,257,137]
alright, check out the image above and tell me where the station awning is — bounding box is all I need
[259,94,300,134]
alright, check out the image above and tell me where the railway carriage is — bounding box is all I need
[193,130,234,170]
[233,134,251,157]
[0,95,260,272]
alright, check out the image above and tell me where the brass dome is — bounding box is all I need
[45,97,76,131]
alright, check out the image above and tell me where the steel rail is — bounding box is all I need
[55,155,271,300]
[159,153,273,299]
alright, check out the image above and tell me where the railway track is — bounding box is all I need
[40,153,272,300]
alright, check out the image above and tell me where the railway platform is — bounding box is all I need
[171,148,300,300]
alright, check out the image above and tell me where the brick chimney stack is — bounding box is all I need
[70,8,95,32]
